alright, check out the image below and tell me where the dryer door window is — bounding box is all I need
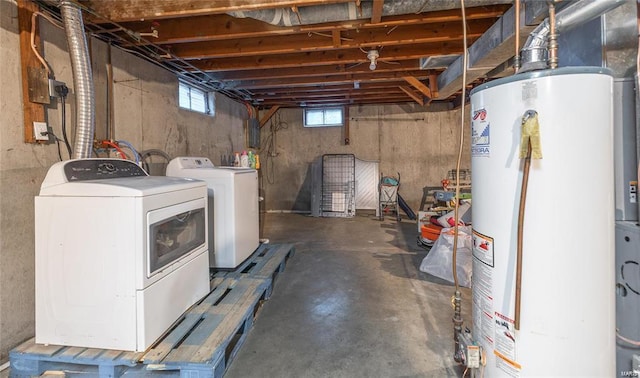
[148,201,206,276]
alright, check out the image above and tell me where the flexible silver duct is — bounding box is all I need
[61,1,95,159]
[520,0,627,73]
[228,0,511,26]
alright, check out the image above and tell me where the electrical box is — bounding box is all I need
[48,79,66,98]
[616,221,640,378]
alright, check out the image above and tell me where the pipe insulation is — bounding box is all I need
[520,0,626,73]
[61,1,95,159]
[227,0,511,26]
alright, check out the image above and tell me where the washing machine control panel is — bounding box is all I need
[64,159,147,181]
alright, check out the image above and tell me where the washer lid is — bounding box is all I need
[167,157,256,179]
[166,157,215,171]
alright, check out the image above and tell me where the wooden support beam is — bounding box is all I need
[259,93,415,107]
[234,70,429,90]
[402,76,432,99]
[193,41,464,71]
[399,86,424,106]
[118,6,507,44]
[209,61,419,81]
[332,30,341,48]
[18,0,46,144]
[371,0,384,24]
[429,73,439,98]
[259,105,280,128]
[167,20,491,60]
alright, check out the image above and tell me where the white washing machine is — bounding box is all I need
[35,159,210,351]
[166,157,259,268]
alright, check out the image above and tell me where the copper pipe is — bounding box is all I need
[452,0,468,363]
[515,139,532,331]
[548,1,558,69]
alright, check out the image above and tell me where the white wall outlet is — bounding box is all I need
[33,122,48,141]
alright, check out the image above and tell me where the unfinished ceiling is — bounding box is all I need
[39,0,513,108]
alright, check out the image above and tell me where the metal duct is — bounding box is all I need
[228,0,511,26]
[520,0,626,73]
[61,1,95,159]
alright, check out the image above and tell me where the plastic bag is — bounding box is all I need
[419,226,473,288]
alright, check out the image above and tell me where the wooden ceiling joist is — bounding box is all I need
[399,86,425,106]
[116,5,508,45]
[167,20,491,60]
[371,0,384,24]
[77,0,511,107]
[231,70,430,90]
[250,81,409,95]
[257,88,405,101]
[191,41,466,71]
[259,94,417,107]
[402,76,432,99]
[207,61,421,81]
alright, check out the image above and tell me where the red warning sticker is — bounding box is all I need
[472,230,494,267]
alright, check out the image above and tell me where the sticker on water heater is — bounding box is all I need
[494,312,521,377]
[471,108,490,157]
[495,350,521,378]
[472,230,494,267]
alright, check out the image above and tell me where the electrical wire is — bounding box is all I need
[47,131,64,161]
[617,329,640,347]
[58,88,72,159]
[101,140,128,159]
[116,140,141,164]
[140,149,172,174]
[30,12,61,78]
[260,111,287,184]
[33,0,254,104]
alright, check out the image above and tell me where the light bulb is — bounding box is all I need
[366,49,379,71]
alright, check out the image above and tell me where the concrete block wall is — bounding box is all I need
[259,104,471,213]
[0,0,246,361]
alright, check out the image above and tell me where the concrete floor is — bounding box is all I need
[226,213,472,378]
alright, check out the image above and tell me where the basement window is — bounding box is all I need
[304,107,344,127]
[179,82,214,115]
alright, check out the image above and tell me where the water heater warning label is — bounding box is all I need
[471,108,490,158]
[472,230,495,351]
[472,230,494,267]
[495,312,520,377]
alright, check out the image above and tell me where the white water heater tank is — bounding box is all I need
[470,67,615,377]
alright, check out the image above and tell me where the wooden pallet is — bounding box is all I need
[10,243,295,378]
[214,243,295,299]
